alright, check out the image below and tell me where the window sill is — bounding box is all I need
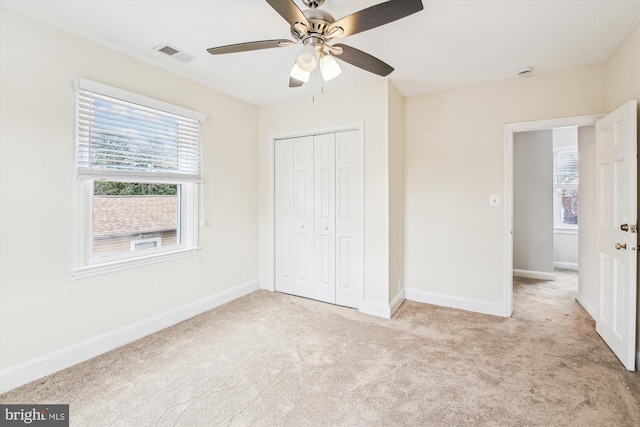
[554,228,578,235]
[72,247,199,279]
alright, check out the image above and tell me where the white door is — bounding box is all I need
[293,136,315,299]
[274,129,363,309]
[314,133,337,304]
[274,139,294,295]
[595,100,637,371]
[335,130,364,308]
[275,137,315,298]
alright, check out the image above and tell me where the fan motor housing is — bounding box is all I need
[291,8,335,40]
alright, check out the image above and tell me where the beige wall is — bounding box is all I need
[2,4,637,378]
[604,27,640,112]
[258,80,392,307]
[404,65,606,310]
[388,82,404,303]
[0,11,259,370]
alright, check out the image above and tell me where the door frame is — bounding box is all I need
[503,114,604,315]
[267,122,364,298]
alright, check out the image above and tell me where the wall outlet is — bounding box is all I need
[489,194,500,207]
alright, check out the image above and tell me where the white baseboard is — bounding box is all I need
[0,279,259,394]
[554,262,579,271]
[359,289,405,319]
[513,269,556,281]
[404,288,510,317]
[359,300,391,318]
[390,290,405,318]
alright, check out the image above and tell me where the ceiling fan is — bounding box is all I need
[207,0,424,87]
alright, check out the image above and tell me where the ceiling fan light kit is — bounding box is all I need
[290,62,311,82]
[207,0,424,88]
[319,54,341,81]
[297,41,319,71]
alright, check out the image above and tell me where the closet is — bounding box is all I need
[274,129,363,308]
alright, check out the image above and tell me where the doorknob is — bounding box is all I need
[615,243,627,250]
[324,226,328,231]
[300,225,304,229]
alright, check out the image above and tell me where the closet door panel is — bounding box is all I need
[335,130,363,308]
[274,139,295,294]
[293,136,315,298]
[314,133,336,304]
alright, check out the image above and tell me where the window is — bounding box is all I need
[73,79,206,278]
[553,148,578,229]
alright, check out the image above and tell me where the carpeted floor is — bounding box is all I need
[1,270,639,426]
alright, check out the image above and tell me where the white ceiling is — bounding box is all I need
[1,0,638,106]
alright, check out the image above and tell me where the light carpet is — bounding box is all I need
[2,270,639,426]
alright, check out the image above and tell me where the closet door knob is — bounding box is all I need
[300,225,304,229]
[324,226,328,231]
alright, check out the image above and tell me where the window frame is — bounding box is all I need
[552,146,579,233]
[72,79,205,279]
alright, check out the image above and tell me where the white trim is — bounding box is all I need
[513,269,556,281]
[72,247,199,279]
[359,300,392,319]
[270,122,363,141]
[390,290,405,317]
[73,78,207,123]
[268,122,365,305]
[554,227,578,235]
[503,114,603,317]
[553,261,578,271]
[405,289,510,317]
[0,280,259,394]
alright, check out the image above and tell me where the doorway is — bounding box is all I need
[504,104,638,371]
[505,115,602,317]
[512,127,581,282]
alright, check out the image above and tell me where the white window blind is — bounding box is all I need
[73,79,203,278]
[553,151,578,185]
[76,83,202,181]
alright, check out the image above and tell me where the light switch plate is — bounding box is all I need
[489,194,500,207]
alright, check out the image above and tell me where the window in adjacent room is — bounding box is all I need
[73,79,206,278]
[553,147,579,229]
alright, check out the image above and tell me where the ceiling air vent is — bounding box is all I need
[153,44,195,63]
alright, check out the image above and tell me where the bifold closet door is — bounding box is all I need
[334,130,363,308]
[274,136,314,298]
[274,130,362,309]
[314,133,336,304]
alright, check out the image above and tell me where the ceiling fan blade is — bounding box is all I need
[265,0,310,28]
[207,39,294,55]
[289,76,305,88]
[327,0,423,38]
[331,44,394,77]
